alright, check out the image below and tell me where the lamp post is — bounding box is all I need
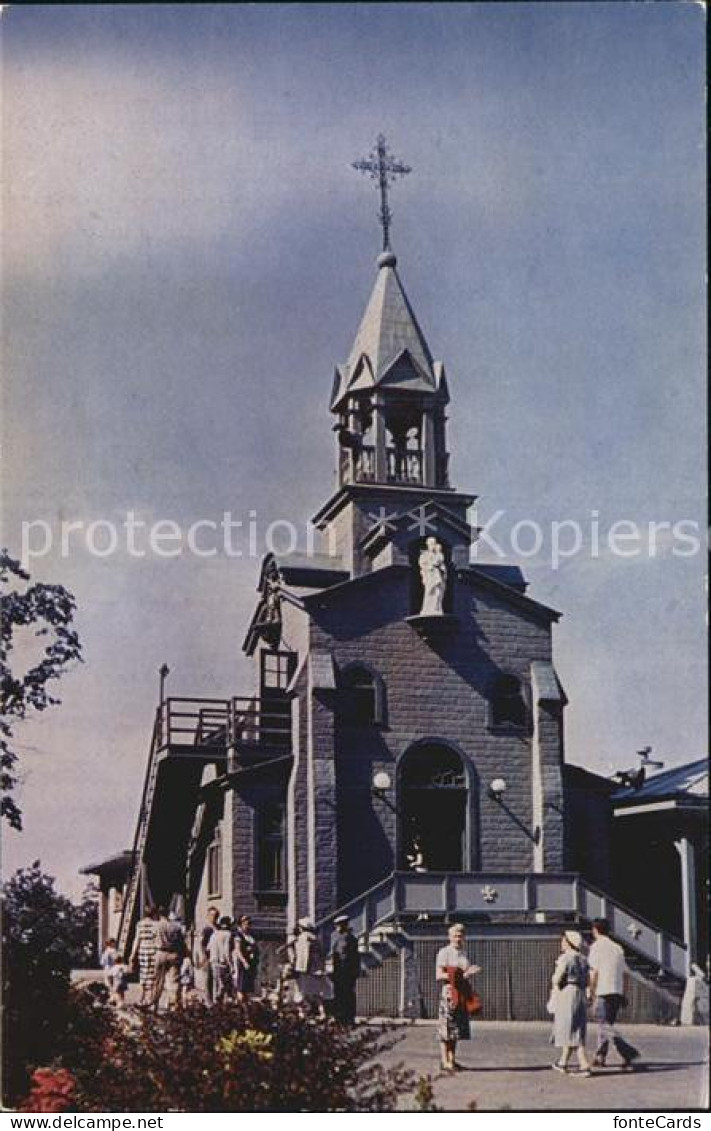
[159,663,170,705]
[158,663,171,747]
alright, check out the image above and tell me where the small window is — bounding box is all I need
[256,802,286,892]
[491,674,529,729]
[112,888,123,914]
[261,650,296,692]
[207,829,222,898]
[339,665,385,726]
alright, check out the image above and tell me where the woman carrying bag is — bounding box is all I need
[549,929,593,1077]
[435,923,482,1072]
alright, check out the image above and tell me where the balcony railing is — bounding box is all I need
[342,444,424,485]
[156,696,291,752]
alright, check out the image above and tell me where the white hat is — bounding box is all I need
[298,916,315,932]
[334,914,349,925]
[564,929,583,950]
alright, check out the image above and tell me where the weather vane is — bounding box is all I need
[352,134,412,252]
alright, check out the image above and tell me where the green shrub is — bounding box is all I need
[1,863,98,1106]
[64,997,414,1112]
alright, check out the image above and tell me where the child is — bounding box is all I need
[100,938,119,1000]
[101,939,127,1007]
[180,954,196,1003]
[109,955,129,1007]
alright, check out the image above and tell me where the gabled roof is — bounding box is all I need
[257,551,349,591]
[331,256,442,410]
[613,758,708,806]
[301,561,560,624]
[80,850,133,878]
[359,498,472,557]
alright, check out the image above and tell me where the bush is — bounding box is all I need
[63,997,413,1112]
[1,863,98,1106]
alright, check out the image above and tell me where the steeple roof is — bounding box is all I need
[331,251,443,411]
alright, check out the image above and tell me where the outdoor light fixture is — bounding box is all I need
[489,777,507,800]
[158,663,171,705]
[372,770,392,793]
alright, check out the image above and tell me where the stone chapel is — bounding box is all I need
[106,147,695,1019]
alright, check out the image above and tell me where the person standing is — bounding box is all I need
[233,915,260,1002]
[151,908,186,1011]
[207,916,234,1004]
[588,918,640,1069]
[550,930,592,1076]
[329,914,360,1026]
[194,906,219,1003]
[100,938,120,1004]
[435,923,481,1072]
[292,918,331,1016]
[130,905,158,1008]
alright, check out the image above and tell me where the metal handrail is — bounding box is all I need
[316,870,688,981]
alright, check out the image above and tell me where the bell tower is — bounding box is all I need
[313,136,474,577]
[330,245,451,492]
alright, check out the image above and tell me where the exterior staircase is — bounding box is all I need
[117,694,291,957]
[316,870,690,1021]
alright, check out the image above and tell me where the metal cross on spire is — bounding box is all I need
[352,134,412,252]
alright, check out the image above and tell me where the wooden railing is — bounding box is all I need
[116,695,292,955]
[156,696,291,750]
[317,871,689,982]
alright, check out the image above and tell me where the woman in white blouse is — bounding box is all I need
[435,923,481,1072]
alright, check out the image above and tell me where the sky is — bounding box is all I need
[2,2,706,897]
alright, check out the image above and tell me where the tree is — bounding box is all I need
[1,862,99,1105]
[0,550,82,829]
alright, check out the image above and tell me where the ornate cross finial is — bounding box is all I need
[352,134,412,252]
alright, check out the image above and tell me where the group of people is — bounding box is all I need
[437,917,641,1076]
[109,905,641,1077]
[123,905,259,1011]
[123,905,360,1024]
[277,915,360,1025]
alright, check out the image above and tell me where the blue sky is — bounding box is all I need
[2,3,706,895]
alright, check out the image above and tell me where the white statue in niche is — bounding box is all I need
[418,536,447,615]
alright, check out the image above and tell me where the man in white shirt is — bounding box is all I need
[588,918,641,1068]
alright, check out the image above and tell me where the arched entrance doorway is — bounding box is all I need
[398,743,468,872]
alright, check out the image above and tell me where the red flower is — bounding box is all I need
[21,1067,77,1112]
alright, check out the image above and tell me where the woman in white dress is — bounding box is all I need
[291,918,332,1017]
[435,923,481,1072]
[549,930,592,1076]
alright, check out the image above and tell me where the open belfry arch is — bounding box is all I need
[116,137,693,1020]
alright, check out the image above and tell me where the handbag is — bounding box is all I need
[465,988,482,1016]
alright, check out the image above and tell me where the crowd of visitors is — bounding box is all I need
[122,905,359,1024]
[109,907,641,1077]
[434,917,640,1076]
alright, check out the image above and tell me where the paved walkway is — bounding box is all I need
[375,1022,709,1112]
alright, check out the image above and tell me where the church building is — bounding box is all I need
[112,140,695,1020]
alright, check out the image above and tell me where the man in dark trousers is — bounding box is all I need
[329,914,360,1026]
[588,918,641,1069]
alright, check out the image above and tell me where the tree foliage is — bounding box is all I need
[2,862,98,1105]
[1,550,82,829]
[60,998,414,1112]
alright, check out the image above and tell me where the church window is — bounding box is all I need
[339,664,385,726]
[260,650,296,691]
[207,828,222,898]
[256,802,286,891]
[491,674,529,729]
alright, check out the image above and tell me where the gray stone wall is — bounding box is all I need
[309,565,563,906]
